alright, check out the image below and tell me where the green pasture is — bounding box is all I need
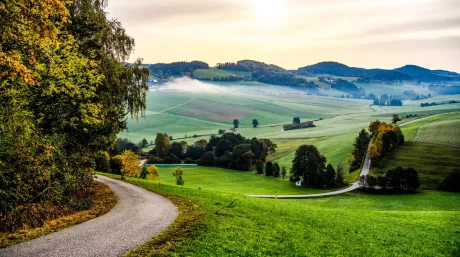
[101,173,460,257]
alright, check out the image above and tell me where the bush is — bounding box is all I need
[359,166,420,193]
[256,160,264,174]
[95,151,110,173]
[273,163,280,177]
[146,156,163,164]
[265,161,274,176]
[184,158,197,164]
[199,151,215,166]
[110,156,123,174]
[173,167,185,185]
[281,166,287,179]
[163,154,181,164]
[139,166,149,179]
[439,169,460,192]
[215,153,232,168]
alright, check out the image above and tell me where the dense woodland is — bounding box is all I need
[0,0,149,232]
[148,61,209,79]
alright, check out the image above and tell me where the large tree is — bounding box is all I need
[0,0,148,222]
[155,132,172,158]
[291,145,326,187]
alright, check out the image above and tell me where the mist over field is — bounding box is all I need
[156,77,231,94]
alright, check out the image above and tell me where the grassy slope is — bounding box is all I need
[372,113,460,189]
[154,166,327,195]
[101,173,460,257]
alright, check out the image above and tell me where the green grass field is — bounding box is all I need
[101,173,460,257]
[152,166,328,195]
[372,113,460,189]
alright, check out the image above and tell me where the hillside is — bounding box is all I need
[394,65,460,82]
[296,61,411,81]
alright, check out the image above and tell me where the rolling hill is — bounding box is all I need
[394,65,460,82]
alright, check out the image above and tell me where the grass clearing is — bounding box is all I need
[0,181,117,248]
[178,101,254,122]
[100,173,460,257]
[413,114,460,146]
[152,166,328,195]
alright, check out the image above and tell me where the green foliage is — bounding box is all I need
[281,166,287,179]
[231,144,254,171]
[265,161,274,176]
[199,152,215,166]
[362,166,420,193]
[252,119,259,128]
[155,133,172,158]
[139,166,149,179]
[293,117,301,124]
[291,145,327,187]
[349,129,370,172]
[439,169,460,192]
[164,154,181,164]
[233,119,239,128]
[216,139,232,157]
[110,156,123,174]
[173,167,185,186]
[95,151,110,173]
[273,163,280,178]
[255,160,264,174]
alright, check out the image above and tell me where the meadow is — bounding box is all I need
[101,173,460,257]
[149,166,328,195]
[371,113,460,189]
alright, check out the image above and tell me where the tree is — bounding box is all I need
[349,129,370,172]
[231,144,253,171]
[440,169,460,192]
[170,142,184,157]
[386,166,420,193]
[291,145,326,187]
[252,119,259,128]
[173,167,185,185]
[199,151,215,166]
[147,165,160,180]
[140,166,149,179]
[233,119,240,128]
[335,165,346,186]
[118,150,141,179]
[324,164,336,187]
[293,117,301,124]
[155,133,172,158]
[392,114,401,125]
[218,129,226,135]
[95,151,110,173]
[273,163,281,178]
[215,139,232,157]
[265,161,274,176]
[281,166,287,179]
[256,160,264,174]
[186,143,206,160]
[110,156,123,174]
[139,138,149,148]
[0,0,149,224]
[164,154,181,164]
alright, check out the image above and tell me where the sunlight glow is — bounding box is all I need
[251,0,286,27]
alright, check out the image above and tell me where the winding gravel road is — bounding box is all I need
[0,175,178,257]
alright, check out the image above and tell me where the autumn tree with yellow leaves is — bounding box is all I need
[0,0,149,231]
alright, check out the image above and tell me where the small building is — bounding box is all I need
[295,180,303,187]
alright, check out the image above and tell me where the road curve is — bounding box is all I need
[0,175,178,257]
[246,112,458,199]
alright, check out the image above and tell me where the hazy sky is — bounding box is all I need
[107,0,460,71]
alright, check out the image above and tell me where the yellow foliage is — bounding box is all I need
[118,150,140,178]
[369,143,379,159]
[147,165,160,180]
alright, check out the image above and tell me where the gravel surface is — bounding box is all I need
[0,175,178,257]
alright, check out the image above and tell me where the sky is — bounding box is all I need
[107,0,460,71]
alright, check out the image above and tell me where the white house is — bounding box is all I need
[295,180,303,187]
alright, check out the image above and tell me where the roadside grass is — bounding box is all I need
[100,173,460,257]
[0,181,117,248]
[151,166,329,195]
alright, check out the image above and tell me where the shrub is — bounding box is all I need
[199,151,215,166]
[173,167,185,185]
[256,160,264,174]
[359,166,420,193]
[184,158,197,164]
[273,163,280,177]
[140,166,149,179]
[281,166,287,179]
[110,156,123,174]
[439,169,460,192]
[146,156,163,164]
[265,161,274,176]
[95,151,110,173]
[118,150,141,179]
[147,165,160,180]
[215,153,232,168]
[163,154,181,164]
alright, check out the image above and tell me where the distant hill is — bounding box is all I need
[296,62,411,82]
[394,65,460,82]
